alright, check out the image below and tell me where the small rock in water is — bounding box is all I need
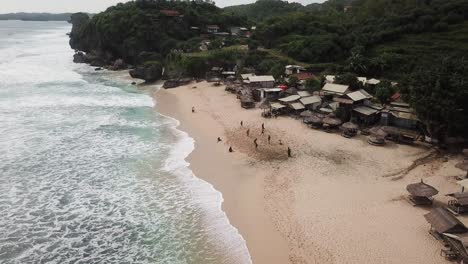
[131,82,136,85]
[95,67,103,71]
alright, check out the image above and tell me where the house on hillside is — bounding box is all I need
[321,83,350,96]
[381,102,419,130]
[206,25,220,33]
[247,75,275,88]
[285,65,306,75]
[230,27,249,37]
[352,102,384,126]
[325,75,336,83]
[300,95,322,111]
[367,78,381,86]
[333,89,372,106]
[160,10,181,17]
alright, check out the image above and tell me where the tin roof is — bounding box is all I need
[353,106,380,116]
[270,102,286,109]
[367,78,381,85]
[290,102,305,110]
[347,89,372,102]
[279,95,301,103]
[297,91,312,97]
[300,96,321,105]
[248,75,275,83]
[322,83,349,95]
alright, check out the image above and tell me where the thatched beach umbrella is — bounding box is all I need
[341,122,359,130]
[341,122,359,138]
[322,116,342,127]
[407,180,439,198]
[306,115,324,127]
[369,126,387,137]
[300,110,314,118]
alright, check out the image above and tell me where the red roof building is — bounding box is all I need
[160,10,181,17]
[292,72,316,81]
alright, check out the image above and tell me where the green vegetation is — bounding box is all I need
[69,0,468,138]
[70,0,248,64]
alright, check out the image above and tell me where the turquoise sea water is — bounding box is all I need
[0,21,251,264]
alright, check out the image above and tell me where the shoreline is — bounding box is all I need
[151,80,467,264]
[153,84,291,264]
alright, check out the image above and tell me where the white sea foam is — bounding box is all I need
[0,21,252,264]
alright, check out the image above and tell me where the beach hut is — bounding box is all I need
[340,122,359,138]
[406,180,439,206]
[240,96,255,109]
[321,83,350,96]
[447,192,468,215]
[322,114,342,132]
[300,95,322,111]
[424,207,468,239]
[270,102,286,116]
[439,233,468,262]
[247,75,275,88]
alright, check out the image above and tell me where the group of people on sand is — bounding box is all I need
[192,106,292,157]
[238,120,292,158]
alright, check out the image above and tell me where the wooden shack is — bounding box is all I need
[447,192,468,215]
[424,207,468,239]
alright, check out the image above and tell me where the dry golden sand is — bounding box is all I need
[152,81,467,264]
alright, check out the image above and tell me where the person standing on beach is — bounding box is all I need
[240,121,243,127]
[246,129,250,137]
[217,137,222,143]
[268,135,271,144]
[229,146,233,152]
[288,147,292,158]
[254,138,258,149]
[192,106,195,113]
[262,123,265,130]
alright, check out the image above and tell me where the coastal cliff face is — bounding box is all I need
[68,0,248,82]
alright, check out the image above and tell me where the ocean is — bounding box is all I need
[0,21,251,264]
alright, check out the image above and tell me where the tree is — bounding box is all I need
[374,80,395,104]
[335,73,361,91]
[304,78,321,92]
[288,76,300,88]
[248,39,259,51]
[400,57,468,140]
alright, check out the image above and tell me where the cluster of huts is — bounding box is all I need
[221,66,422,147]
[405,151,468,262]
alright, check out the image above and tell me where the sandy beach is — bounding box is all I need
[152,81,466,264]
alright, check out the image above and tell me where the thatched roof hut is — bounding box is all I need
[407,180,439,197]
[304,115,324,126]
[369,127,388,137]
[424,207,468,234]
[322,116,342,127]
